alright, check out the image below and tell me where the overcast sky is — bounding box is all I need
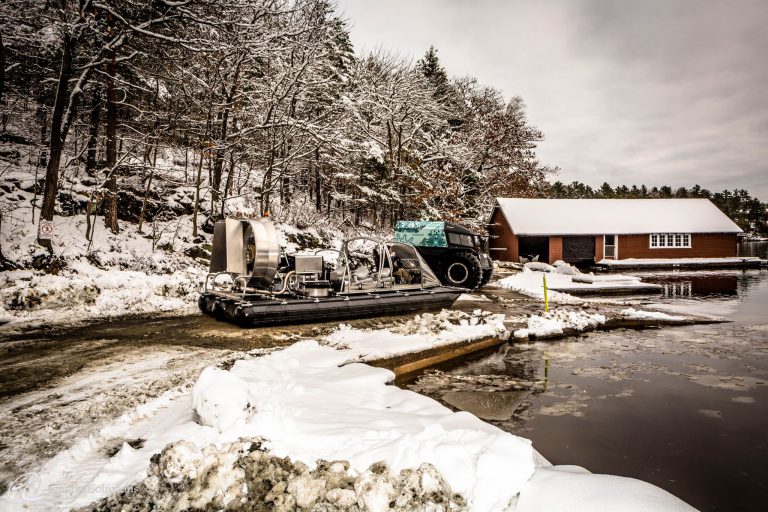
[336,0,768,199]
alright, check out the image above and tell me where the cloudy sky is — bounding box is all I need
[336,0,768,199]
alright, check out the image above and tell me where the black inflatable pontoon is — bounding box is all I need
[199,218,463,327]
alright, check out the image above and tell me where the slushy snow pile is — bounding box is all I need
[621,308,686,322]
[513,309,607,339]
[82,439,467,511]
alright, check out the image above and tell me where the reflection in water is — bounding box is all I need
[738,240,768,259]
[644,274,739,297]
[407,269,768,512]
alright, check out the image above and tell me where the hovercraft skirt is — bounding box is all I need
[198,288,462,327]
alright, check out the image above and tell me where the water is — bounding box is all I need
[408,268,768,512]
[738,240,768,259]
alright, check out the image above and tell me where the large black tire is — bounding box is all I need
[479,266,494,287]
[443,251,483,289]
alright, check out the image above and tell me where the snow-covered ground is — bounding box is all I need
[0,311,696,511]
[0,155,209,329]
[0,144,354,331]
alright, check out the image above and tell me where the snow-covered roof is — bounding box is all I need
[494,198,742,235]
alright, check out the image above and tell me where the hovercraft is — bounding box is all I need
[198,218,464,327]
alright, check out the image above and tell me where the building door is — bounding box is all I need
[518,236,550,263]
[604,235,617,259]
[562,236,595,263]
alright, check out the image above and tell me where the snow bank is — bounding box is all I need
[201,341,536,510]
[8,339,536,511]
[325,310,508,362]
[0,263,203,327]
[516,466,696,512]
[621,308,686,322]
[513,309,607,339]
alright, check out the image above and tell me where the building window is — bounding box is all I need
[649,233,691,248]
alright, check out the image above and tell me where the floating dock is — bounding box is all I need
[595,257,765,271]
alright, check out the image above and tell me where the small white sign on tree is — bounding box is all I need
[38,220,54,240]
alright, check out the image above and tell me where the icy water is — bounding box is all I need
[408,267,768,512]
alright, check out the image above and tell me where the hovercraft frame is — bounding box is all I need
[198,218,463,327]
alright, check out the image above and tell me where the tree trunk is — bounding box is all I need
[192,150,204,237]
[138,170,154,232]
[85,88,101,175]
[38,33,74,249]
[220,153,235,219]
[211,112,226,218]
[0,33,6,129]
[103,16,119,234]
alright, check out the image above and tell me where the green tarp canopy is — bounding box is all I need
[395,221,447,247]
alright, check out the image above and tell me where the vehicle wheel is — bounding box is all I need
[480,266,494,287]
[444,252,483,289]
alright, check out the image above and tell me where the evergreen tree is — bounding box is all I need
[416,46,450,100]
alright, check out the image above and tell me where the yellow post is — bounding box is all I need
[543,274,549,312]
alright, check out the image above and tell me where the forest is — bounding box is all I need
[0,0,765,265]
[0,0,552,254]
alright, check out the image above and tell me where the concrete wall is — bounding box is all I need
[616,233,738,259]
[488,208,518,261]
[549,236,563,263]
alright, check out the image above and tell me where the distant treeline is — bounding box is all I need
[547,181,768,235]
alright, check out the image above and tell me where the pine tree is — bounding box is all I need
[416,46,450,100]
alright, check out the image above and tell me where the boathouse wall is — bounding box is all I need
[616,233,738,259]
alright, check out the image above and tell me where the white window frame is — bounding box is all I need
[603,235,618,259]
[649,233,691,249]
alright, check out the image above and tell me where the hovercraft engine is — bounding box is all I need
[294,254,332,298]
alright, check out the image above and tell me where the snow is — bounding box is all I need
[457,293,492,302]
[0,309,698,512]
[496,267,583,304]
[598,257,762,267]
[192,367,254,432]
[6,323,533,511]
[571,274,640,283]
[621,308,686,322]
[497,263,660,301]
[515,466,697,512]
[0,263,203,328]
[513,309,607,339]
[324,310,509,362]
[495,198,742,235]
